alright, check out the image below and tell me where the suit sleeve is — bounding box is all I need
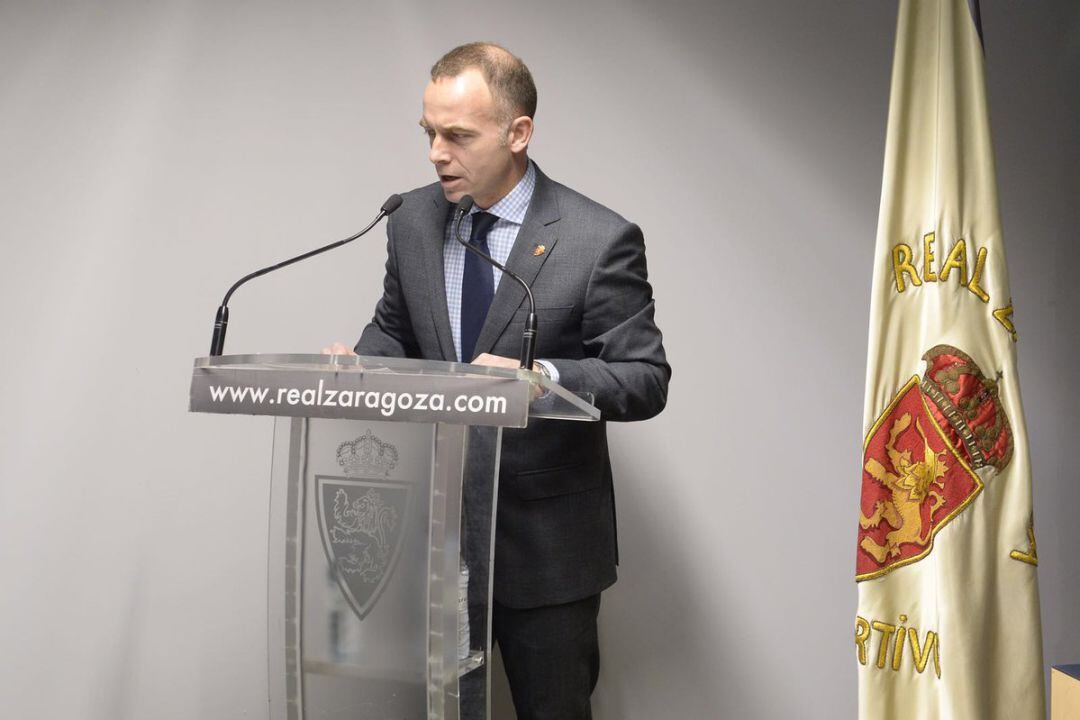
[354,220,421,358]
[548,222,670,422]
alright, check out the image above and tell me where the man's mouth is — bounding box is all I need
[440,174,460,184]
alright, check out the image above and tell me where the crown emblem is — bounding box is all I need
[532,244,546,257]
[920,344,1013,471]
[336,430,399,477]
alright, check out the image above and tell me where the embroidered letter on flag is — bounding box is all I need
[856,2,1044,718]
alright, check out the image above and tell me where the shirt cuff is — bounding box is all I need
[535,359,560,385]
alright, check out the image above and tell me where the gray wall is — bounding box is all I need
[0,1,1076,718]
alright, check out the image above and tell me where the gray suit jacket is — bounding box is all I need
[356,165,669,608]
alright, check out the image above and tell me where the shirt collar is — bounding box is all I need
[474,160,535,225]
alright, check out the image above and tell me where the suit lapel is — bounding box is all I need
[472,171,560,358]
[418,192,458,361]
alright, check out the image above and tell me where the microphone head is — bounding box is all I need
[456,195,475,216]
[381,194,404,215]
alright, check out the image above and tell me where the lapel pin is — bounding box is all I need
[532,244,546,257]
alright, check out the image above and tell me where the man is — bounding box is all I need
[329,42,668,719]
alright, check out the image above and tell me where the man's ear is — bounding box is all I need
[507,115,534,154]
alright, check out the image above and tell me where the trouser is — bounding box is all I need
[459,593,601,720]
[493,593,602,720]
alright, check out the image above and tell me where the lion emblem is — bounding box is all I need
[859,412,947,563]
[329,488,399,583]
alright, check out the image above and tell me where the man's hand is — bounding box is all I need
[471,353,524,370]
[321,342,357,356]
[473,353,547,399]
[472,353,549,375]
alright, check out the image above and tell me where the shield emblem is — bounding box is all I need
[316,476,412,620]
[856,375,984,581]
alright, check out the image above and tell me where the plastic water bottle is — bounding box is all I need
[458,559,471,661]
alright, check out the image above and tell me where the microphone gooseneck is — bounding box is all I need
[208,193,403,356]
[453,195,537,370]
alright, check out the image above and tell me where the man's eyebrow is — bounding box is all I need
[417,119,476,135]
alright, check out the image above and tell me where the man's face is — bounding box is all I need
[421,69,519,208]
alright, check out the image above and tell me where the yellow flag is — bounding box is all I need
[856,2,1044,718]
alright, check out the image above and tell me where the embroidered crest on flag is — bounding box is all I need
[856,344,1009,581]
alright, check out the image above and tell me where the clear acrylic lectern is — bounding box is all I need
[189,354,598,720]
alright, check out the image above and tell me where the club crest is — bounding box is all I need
[856,344,1009,581]
[316,430,411,620]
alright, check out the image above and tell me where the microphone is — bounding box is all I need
[208,194,404,356]
[453,195,538,370]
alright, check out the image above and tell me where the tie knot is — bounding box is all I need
[470,211,499,244]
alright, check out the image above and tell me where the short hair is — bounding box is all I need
[431,42,537,123]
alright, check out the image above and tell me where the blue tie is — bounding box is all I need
[460,211,499,362]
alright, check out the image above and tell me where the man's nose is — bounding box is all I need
[429,136,450,165]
